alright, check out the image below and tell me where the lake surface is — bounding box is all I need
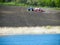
[0,34,60,45]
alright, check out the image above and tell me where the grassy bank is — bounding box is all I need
[54,8,60,10]
[0,2,29,7]
[0,2,60,9]
[0,2,19,6]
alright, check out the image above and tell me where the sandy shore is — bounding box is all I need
[0,26,60,36]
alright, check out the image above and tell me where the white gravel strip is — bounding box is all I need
[0,26,60,36]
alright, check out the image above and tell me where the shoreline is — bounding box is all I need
[0,6,60,36]
[0,26,60,36]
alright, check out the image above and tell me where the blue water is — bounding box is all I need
[0,34,60,45]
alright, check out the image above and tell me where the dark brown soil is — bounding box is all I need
[0,6,60,27]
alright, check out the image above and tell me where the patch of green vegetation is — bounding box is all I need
[54,8,60,10]
[0,2,29,7]
[0,0,60,7]
[0,2,15,6]
[45,26,52,29]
